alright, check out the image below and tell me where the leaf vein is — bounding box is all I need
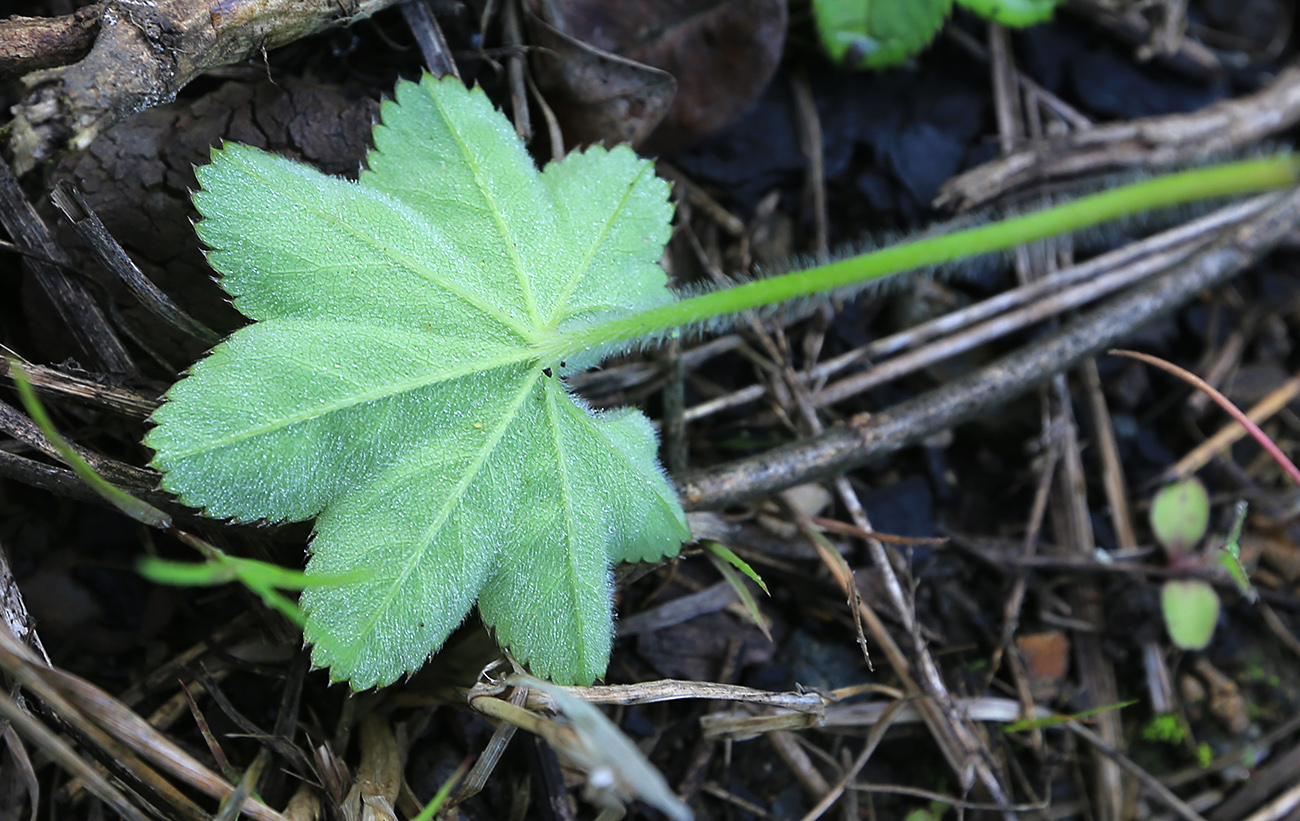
[543,384,595,671]
[221,150,538,341]
[422,84,545,327]
[546,162,651,327]
[347,370,543,649]
[164,348,538,459]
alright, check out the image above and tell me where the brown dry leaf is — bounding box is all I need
[1,725,38,821]
[341,714,403,821]
[1015,631,1071,702]
[527,0,786,152]
[528,14,676,149]
[282,784,323,821]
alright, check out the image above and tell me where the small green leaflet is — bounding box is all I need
[146,75,691,688]
[813,0,953,69]
[1218,500,1257,602]
[702,541,771,641]
[813,0,1062,69]
[1161,579,1220,651]
[955,0,1061,26]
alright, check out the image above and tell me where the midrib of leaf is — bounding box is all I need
[339,369,543,655]
[221,150,539,343]
[542,384,596,673]
[425,87,545,329]
[544,162,652,328]
[162,347,540,459]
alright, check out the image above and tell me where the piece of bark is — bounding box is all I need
[0,5,101,76]
[48,77,378,362]
[934,62,1300,211]
[0,155,134,374]
[8,0,402,174]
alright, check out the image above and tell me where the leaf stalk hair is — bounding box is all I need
[546,154,1300,361]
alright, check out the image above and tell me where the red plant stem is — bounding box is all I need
[1110,349,1300,486]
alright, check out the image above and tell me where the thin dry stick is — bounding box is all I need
[987,424,1059,754]
[674,194,1277,425]
[1240,779,1300,821]
[791,71,829,266]
[1049,374,1127,821]
[1187,311,1256,417]
[852,781,1049,813]
[451,685,526,806]
[807,240,1178,409]
[837,473,1017,812]
[1257,602,1300,663]
[796,699,907,821]
[0,626,287,821]
[765,249,1012,810]
[681,187,1300,511]
[501,0,531,141]
[550,680,834,711]
[934,62,1300,211]
[946,26,1093,130]
[1082,360,1140,551]
[1067,721,1209,821]
[0,689,150,821]
[986,18,1049,745]
[792,514,1015,813]
[768,730,832,799]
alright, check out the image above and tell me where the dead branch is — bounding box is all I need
[0,5,101,75]
[935,61,1300,211]
[6,0,404,173]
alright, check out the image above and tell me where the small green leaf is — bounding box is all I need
[1150,477,1210,557]
[1218,501,1258,602]
[10,359,168,529]
[1141,712,1189,744]
[812,0,954,69]
[702,541,770,640]
[702,541,768,594]
[146,76,691,687]
[954,0,1062,26]
[1161,579,1220,651]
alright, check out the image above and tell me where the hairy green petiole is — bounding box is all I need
[550,154,1300,361]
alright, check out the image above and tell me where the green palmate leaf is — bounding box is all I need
[812,0,953,69]
[145,75,690,688]
[954,0,1062,26]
